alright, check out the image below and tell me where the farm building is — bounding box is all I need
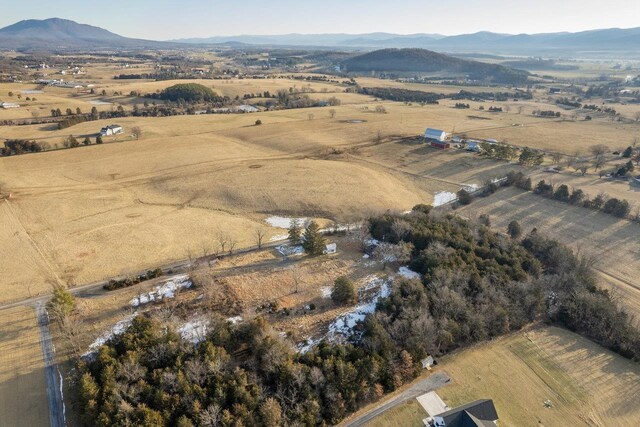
[466,141,480,152]
[0,102,20,109]
[235,104,259,113]
[451,136,463,144]
[425,128,448,142]
[100,125,124,136]
[324,243,337,254]
[431,140,451,150]
[432,399,498,427]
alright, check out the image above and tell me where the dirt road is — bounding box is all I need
[36,303,65,427]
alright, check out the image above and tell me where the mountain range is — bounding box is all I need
[176,28,640,56]
[0,18,639,57]
[0,18,173,49]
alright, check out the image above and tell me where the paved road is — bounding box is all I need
[36,303,65,427]
[341,371,451,427]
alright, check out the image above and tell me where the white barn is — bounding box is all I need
[424,128,447,142]
[100,125,124,136]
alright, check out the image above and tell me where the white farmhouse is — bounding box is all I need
[99,124,124,136]
[424,128,448,142]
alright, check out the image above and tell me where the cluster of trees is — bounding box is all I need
[103,268,164,291]
[1,139,44,156]
[75,206,640,426]
[454,103,470,109]
[154,84,222,103]
[358,87,443,104]
[535,110,562,118]
[479,144,544,166]
[488,106,503,112]
[450,90,533,102]
[505,171,633,219]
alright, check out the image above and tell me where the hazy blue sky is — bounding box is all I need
[1,0,639,39]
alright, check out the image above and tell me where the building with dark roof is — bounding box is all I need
[432,399,498,427]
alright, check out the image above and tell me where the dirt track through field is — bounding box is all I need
[36,303,65,427]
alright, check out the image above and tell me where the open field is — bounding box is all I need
[0,306,50,427]
[436,325,640,427]
[363,400,426,427]
[458,187,640,317]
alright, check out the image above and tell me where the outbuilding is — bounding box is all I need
[0,102,20,109]
[431,140,451,150]
[425,128,448,142]
[99,124,124,136]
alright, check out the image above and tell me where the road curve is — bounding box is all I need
[36,303,65,427]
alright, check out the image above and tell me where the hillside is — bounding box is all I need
[342,48,529,83]
[0,18,174,50]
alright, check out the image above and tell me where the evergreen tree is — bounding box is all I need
[507,220,522,240]
[331,276,357,305]
[96,135,103,144]
[288,219,302,245]
[302,221,326,255]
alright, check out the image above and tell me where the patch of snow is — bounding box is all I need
[365,238,380,246]
[58,368,66,423]
[462,183,479,193]
[398,266,421,280]
[90,100,112,105]
[83,314,136,357]
[265,216,307,229]
[298,276,392,353]
[269,234,288,242]
[227,316,243,324]
[276,244,304,256]
[130,274,192,307]
[178,318,209,344]
[433,191,457,207]
[362,254,370,259]
[22,90,43,94]
[321,286,332,298]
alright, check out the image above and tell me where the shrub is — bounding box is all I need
[507,220,522,239]
[457,189,472,205]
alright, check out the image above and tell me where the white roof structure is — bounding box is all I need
[425,128,447,142]
[0,102,20,108]
[324,243,337,254]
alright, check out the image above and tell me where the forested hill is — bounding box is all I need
[342,48,530,84]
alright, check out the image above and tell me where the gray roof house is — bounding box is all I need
[433,399,498,427]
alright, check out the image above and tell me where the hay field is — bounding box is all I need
[438,325,640,426]
[0,306,50,427]
[0,106,439,303]
[458,187,640,316]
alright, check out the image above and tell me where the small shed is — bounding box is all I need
[425,128,447,142]
[324,243,337,254]
[0,102,20,109]
[421,356,435,369]
[431,140,451,150]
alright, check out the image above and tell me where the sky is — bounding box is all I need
[1,0,639,40]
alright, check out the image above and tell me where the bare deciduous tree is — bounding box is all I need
[254,227,267,249]
[329,109,336,119]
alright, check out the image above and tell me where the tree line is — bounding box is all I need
[72,205,640,426]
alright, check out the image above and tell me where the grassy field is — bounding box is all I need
[436,325,640,427]
[0,306,50,427]
[458,187,640,317]
[364,400,426,427]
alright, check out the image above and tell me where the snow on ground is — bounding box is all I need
[265,216,307,229]
[83,314,136,357]
[398,266,421,280]
[321,286,332,298]
[227,316,243,324]
[22,90,44,94]
[433,191,457,207]
[89,100,112,105]
[298,276,392,353]
[269,234,289,242]
[178,318,209,344]
[462,183,479,192]
[130,274,192,307]
[276,244,304,256]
